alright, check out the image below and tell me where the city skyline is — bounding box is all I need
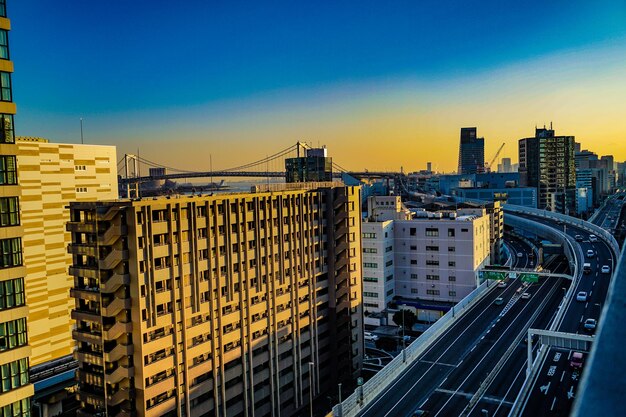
[10,1,626,172]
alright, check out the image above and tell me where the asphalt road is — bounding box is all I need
[515,209,619,417]
[358,239,563,417]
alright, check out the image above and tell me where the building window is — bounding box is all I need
[448,246,456,252]
[385,246,393,252]
[0,72,10,102]
[0,30,8,60]
[411,288,418,294]
[0,278,25,310]
[409,228,416,236]
[425,228,439,237]
[448,261,456,267]
[0,398,31,417]
[363,277,378,282]
[363,292,378,298]
[385,260,393,267]
[461,228,469,233]
[410,274,418,279]
[386,289,394,296]
[426,289,440,295]
[426,260,439,266]
[410,245,417,251]
[0,197,18,227]
[0,156,16,185]
[386,274,394,281]
[448,228,455,237]
[0,238,21,269]
[363,262,378,268]
[0,1,5,18]
[449,291,457,297]
[0,114,13,144]
[0,318,27,351]
[426,275,440,280]
[363,248,377,253]
[449,276,456,282]
[0,358,29,393]
[426,246,439,252]
[362,233,376,239]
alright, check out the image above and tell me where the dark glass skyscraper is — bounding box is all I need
[457,127,485,175]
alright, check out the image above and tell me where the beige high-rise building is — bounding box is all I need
[16,137,118,366]
[69,183,363,417]
[0,3,34,414]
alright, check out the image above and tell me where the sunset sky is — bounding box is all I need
[9,0,626,173]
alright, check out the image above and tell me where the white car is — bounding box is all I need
[601,265,611,274]
[517,252,523,258]
[576,291,587,302]
[586,250,595,258]
[497,281,507,288]
[589,235,598,242]
[521,292,531,300]
[583,318,597,331]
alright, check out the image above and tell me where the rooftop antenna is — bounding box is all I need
[550,121,553,130]
[80,118,84,144]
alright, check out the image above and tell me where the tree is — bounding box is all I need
[392,309,417,331]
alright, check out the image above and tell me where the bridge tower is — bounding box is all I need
[122,154,140,198]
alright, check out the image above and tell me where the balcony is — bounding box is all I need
[104,343,133,363]
[67,222,97,234]
[334,210,347,225]
[71,309,103,324]
[76,390,105,410]
[106,364,134,384]
[101,297,131,317]
[74,349,104,367]
[69,265,104,280]
[103,321,132,340]
[70,287,100,302]
[73,328,103,345]
[68,243,98,257]
[101,273,130,293]
[99,249,129,270]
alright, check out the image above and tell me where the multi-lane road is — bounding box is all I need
[515,208,618,416]
[358,238,568,417]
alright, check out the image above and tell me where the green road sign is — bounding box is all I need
[482,271,507,281]
[520,273,539,283]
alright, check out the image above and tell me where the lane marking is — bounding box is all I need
[551,397,557,411]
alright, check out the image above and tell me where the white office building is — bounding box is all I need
[361,196,491,315]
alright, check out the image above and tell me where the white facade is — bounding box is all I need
[362,195,491,312]
[361,220,395,317]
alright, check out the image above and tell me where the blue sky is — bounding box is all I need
[7,1,626,170]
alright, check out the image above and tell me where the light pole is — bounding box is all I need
[309,362,315,417]
[338,383,342,417]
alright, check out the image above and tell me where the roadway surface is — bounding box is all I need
[513,208,619,417]
[357,238,568,417]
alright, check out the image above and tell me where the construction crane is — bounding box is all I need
[485,142,506,172]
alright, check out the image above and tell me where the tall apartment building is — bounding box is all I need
[361,196,491,314]
[16,137,118,366]
[285,147,333,183]
[519,127,576,214]
[0,4,34,415]
[458,127,485,175]
[68,183,362,417]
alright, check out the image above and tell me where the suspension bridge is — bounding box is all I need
[117,142,400,188]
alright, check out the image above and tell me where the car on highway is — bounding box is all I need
[521,292,531,300]
[364,332,378,342]
[583,263,592,274]
[575,234,584,242]
[412,410,429,417]
[517,252,523,258]
[586,249,595,258]
[570,352,584,370]
[583,318,597,331]
[497,281,507,288]
[589,235,598,242]
[601,265,611,274]
[494,297,504,306]
[576,291,588,302]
